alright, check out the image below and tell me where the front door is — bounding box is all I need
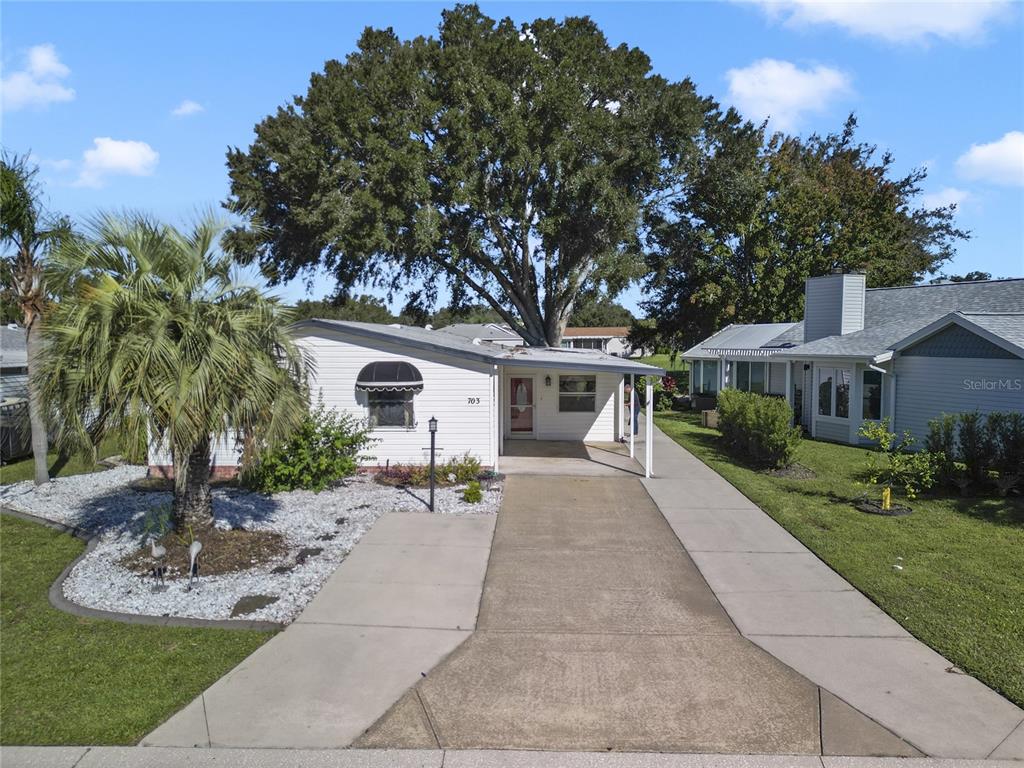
[509,376,534,437]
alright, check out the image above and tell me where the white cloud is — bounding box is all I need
[172,99,204,117]
[74,138,159,188]
[744,0,1012,44]
[920,186,970,209]
[726,58,852,132]
[955,131,1024,187]
[1,43,75,111]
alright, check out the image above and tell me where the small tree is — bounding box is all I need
[859,419,938,504]
[39,212,310,532]
[0,153,73,484]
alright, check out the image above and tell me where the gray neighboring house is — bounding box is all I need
[683,273,1024,446]
[0,324,31,460]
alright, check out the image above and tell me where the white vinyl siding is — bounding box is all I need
[503,367,618,441]
[148,433,245,473]
[298,331,496,467]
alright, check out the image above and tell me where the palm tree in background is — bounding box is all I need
[0,152,73,485]
[39,212,310,531]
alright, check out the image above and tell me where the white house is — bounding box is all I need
[683,273,1024,446]
[561,326,642,357]
[148,320,664,477]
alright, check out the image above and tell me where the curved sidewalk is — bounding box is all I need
[641,423,1024,760]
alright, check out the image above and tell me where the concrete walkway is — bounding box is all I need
[143,512,495,749]
[357,474,920,755]
[500,439,643,476]
[5,746,1023,768]
[641,423,1024,760]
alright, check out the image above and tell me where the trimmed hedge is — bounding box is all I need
[927,411,1024,496]
[716,389,801,468]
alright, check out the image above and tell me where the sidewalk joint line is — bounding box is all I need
[986,715,1024,759]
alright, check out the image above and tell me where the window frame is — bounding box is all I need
[700,360,720,395]
[816,366,852,420]
[558,374,597,413]
[366,390,416,430]
[861,369,883,422]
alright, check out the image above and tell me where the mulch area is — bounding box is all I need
[762,463,817,480]
[854,497,913,517]
[120,528,288,580]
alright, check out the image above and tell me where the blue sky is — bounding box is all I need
[3,1,1023,315]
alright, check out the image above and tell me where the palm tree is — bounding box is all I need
[0,153,72,485]
[39,212,310,531]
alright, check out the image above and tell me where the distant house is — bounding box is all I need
[682,273,1024,446]
[0,324,31,460]
[434,322,524,348]
[149,320,664,477]
[561,327,642,357]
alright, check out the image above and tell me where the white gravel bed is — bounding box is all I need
[0,468,501,624]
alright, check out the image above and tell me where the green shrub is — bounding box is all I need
[986,411,1024,495]
[926,413,957,483]
[243,401,374,493]
[716,389,801,468]
[443,453,482,484]
[859,419,938,500]
[462,480,483,503]
[376,452,482,488]
[957,411,991,488]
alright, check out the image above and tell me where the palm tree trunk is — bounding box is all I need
[25,316,49,485]
[172,437,214,532]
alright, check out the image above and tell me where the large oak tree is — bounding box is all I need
[225,4,716,346]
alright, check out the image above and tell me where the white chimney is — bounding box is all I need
[803,270,866,342]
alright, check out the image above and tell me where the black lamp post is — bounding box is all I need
[428,416,438,512]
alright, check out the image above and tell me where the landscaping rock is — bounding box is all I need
[295,547,323,564]
[0,466,501,624]
[230,594,279,618]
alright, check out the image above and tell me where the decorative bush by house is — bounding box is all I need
[243,401,375,493]
[716,389,801,469]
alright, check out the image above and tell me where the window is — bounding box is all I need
[559,375,596,412]
[700,361,719,394]
[736,361,750,391]
[368,392,415,428]
[817,366,852,419]
[356,360,422,429]
[862,370,882,421]
[732,360,766,394]
[749,362,766,395]
[568,338,604,350]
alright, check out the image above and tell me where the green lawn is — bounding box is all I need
[0,436,127,486]
[655,409,1024,708]
[639,353,687,379]
[0,515,272,745]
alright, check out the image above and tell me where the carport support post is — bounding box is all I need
[645,375,654,478]
[629,374,635,459]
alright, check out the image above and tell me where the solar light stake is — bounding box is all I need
[428,416,438,512]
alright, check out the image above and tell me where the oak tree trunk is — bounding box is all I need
[25,316,49,486]
[172,437,214,532]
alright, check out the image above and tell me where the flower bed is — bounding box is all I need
[0,466,501,623]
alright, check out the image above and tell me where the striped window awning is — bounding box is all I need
[355,361,424,392]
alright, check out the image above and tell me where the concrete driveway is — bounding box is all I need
[357,475,916,755]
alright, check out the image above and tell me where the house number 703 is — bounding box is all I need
[467,397,481,404]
